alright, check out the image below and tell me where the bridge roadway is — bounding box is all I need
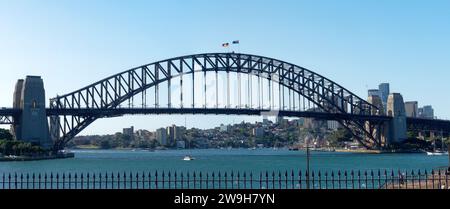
[3,107,450,132]
[45,107,391,122]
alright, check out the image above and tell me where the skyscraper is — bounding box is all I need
[378,83,390,112]
[419,105,434,119]
[368,89,380,97]
[167,124,184,146]
[123,126,134,140]
[404,101,419,118]
[156,128,168,146]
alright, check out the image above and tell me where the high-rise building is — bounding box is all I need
[219,124,230,132]
[404,101,419,118]
[277,117,289,127]
[368,89,380,97]
[156,128,168,146]
[367,95,384,115]
[327,120,340,130]
[123,126,134,140]
[378,83,390,112]
[276,116,283,124]
[167,125,184,145]
[252,127,264,138]
[419,105,434,119]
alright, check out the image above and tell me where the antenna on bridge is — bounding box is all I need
[232,40,240,53]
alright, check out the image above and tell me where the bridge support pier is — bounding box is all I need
[366,95,386,148]
[12,76,53,149]
[385,93,407,145]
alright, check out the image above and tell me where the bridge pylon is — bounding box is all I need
[366,95,387,148]
[11,76,53,149]
[385,93,408,145]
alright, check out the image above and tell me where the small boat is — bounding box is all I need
[427,151,448,156]
[427,135,448,156]
[183,155,195,161]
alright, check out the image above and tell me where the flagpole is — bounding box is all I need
[231,40,240,54]
[238,41,240,53]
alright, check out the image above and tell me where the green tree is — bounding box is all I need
[328,128,353,147]
[0,128,13,140]
[99,139,111,149]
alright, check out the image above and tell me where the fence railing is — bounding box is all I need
[1,169,449,189]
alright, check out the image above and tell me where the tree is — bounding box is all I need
[328,128,353,147]
[0,128,13,140]
[407,131,419,139]
[99,139,111,149]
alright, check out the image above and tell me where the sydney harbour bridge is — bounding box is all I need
[1,53,449,151]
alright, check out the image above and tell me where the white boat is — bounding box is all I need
[427,134,448,156]
[427,151,448,156]
[182,116,195,161]
[183,155,195,161]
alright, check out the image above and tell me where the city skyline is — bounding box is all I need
[1,0,450,135]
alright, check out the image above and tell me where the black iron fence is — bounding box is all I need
[0,169,449,189]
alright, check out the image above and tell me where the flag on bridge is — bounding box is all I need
[232,40,239,44]
[222,43,229,47]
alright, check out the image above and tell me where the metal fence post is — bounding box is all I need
[212,172,215,189]
[338,170,341,189]
[370,170,374,189]
[86,173,90,189]
[331,171,335,189]
[155,171,158,189]
[14,173,17,189]
[142,172,145,189]
[26,173,30,189]
[80,173,84,189]
[193,171,196,189]
[123,172,126,189]
[68,173,71,189]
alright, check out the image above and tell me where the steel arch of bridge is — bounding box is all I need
[0,116,13,125]
[49,53,383,150]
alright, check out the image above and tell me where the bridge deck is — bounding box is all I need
[2,107,449,132]
[0,108,20,116]
[45,108,392,122]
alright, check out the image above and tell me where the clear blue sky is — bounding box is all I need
[1,0,449,134]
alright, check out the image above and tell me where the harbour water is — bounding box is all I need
[0,148,448,175]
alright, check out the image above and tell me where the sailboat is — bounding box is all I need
[183,138,195,161]
[427,132,448,156]
[183,116,195,161]
[183,155,195,161]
